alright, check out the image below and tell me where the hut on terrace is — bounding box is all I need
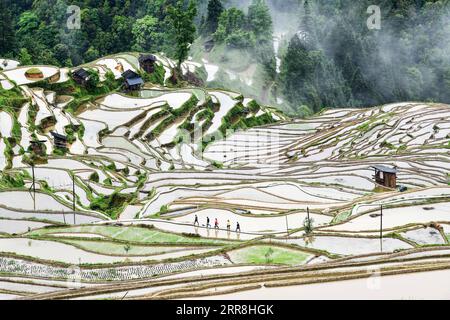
[204,39,215,52]
[72,68,90,86]
[371,165,398,189]
[122,70,144,91]
[122,70,139,80]
[29,139,47,156]
[50,131,68,149]
[139,54,157,73]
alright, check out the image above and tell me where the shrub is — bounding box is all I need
[89,172,100,183]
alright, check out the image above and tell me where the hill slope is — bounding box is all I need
[1,53,450,300]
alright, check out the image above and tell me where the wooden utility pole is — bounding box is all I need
[72,174,76,224]
[30,163,36,211]
[285,216,289,239]
[307,207,310,224]
[32,165,35,195]
[380,204,383,252]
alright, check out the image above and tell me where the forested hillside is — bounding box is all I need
[0,0,200,67]
[1,0,450,115]
[281,0,450,114]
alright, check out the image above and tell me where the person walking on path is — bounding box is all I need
[236,222,241,233]
[227,220,231,231]
[214,218,219,229]
[194,215,199,226]
[206,217,211,228]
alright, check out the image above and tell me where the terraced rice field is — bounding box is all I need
[1,53,450,299]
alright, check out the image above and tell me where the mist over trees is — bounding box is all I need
[280,0,450,114]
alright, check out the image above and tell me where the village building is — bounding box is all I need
[29,140,47,156]
[204,39,215,52]
[372,165,398,189]
[122,70,144,91]
[72,68,90,86]
[50,131,68,149]
[138,54,157,73]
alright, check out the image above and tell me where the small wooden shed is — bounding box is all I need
[372,165,398,189]
[138,54,157,73]
[122,70,139,80]
[124,77,144,91]
[204,39,215,52]
[29,140,47,156]
[50,131,68,149]
[122,70,144,91]
[72,68,90,86]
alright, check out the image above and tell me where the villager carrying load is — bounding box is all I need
[194,214,199,226]
[214,218,219,229]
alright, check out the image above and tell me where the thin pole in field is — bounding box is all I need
[72,174,76,224]
[285,215,289,239]
[380,204,383,252]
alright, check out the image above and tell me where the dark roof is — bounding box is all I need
[122,70,140,80]
[30,140,46,144]
[372,165,398,174]
[72,68,90,79]
[139,54,157,63]
[50,131,68,141]
[125,77,144,86]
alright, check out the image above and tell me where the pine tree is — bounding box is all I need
[166,0,198,67]
[206,0,224,34]
[0,0,16,56]
[297,0,315,48]
[18,48,32,65]
[247,0,273,41]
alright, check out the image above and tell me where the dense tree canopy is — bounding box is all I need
[204,0,224,34]
[1,0,450,116]
[166,0,198,67]
[0,0,198,66]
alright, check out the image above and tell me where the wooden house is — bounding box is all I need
[50,131,68,149]
[122,70,139,80]
[204,39,215,52]
[372,165,398,189]
[72,68,90,86]
[29,140,47,156]
[122,70,144,91]
[138,54,157,73]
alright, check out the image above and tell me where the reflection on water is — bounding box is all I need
[304,235,316,246]
[193,225,244,240]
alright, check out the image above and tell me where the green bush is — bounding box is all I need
[0,172,26,189]
[142,64,165,86]
[89,192,134,219]
[89,172,100,183]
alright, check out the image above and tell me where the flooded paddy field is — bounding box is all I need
[1,53,450,299]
